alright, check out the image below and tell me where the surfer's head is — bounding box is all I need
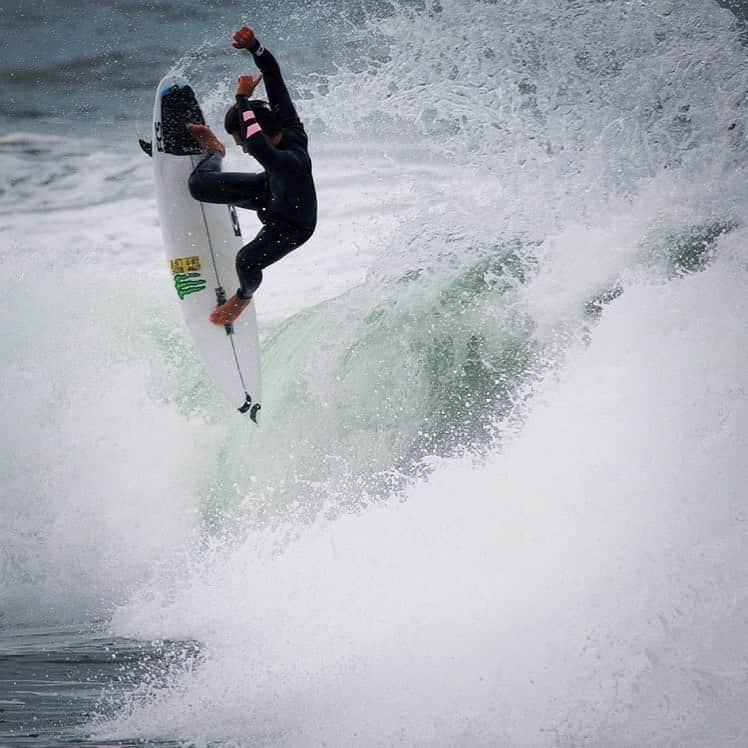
[225,101,282,149]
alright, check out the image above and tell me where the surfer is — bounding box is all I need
[187,26,317,326]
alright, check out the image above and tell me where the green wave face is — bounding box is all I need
[249,216,735,517]
[249,237,543,511]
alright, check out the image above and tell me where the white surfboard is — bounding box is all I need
[150,75,262,423]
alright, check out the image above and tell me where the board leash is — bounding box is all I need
[188,154,252,403]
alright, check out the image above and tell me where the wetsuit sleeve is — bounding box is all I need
[235,95,304,175]
[246,38,299,126]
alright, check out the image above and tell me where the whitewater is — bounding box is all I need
[2,1,748,746]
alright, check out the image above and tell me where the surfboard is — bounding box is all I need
[149,75,262,423]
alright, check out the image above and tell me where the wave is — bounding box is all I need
[98,228,748,746]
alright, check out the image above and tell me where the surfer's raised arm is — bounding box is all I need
[231,77,304,175]
[232,26,299,127]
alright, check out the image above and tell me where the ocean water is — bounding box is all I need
[2,0,748,746]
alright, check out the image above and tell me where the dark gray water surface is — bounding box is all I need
[0,626,196,747]
[1,0,396,136]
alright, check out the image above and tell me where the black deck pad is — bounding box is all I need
[160,84,205,156]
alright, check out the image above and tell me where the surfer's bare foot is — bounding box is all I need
[210,294,251,325]
[187,124,226,156]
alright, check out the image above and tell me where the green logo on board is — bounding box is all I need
[174,272,207,299]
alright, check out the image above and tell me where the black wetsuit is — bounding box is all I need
[188,38,317,298]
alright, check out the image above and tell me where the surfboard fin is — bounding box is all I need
[139,138,153,157]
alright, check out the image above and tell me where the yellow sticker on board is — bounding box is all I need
[170,256,202,275]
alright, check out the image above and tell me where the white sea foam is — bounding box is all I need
[101,228,748,746]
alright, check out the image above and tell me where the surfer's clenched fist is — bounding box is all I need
[186,124,226,156]
[232,26,256,50]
